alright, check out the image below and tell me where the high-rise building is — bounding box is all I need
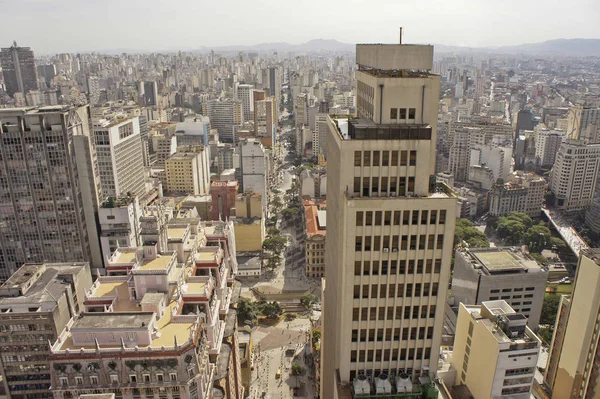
[321,41,457,398]
[235,83,254,121]
[534,128,565,169]
[93,116,147,200]
[206,99,243,143]
[566,106,600,143]
[210,180,239,221]
[544,248,600,399]
[267,66,282,110]
[239,138,268,217]
[0,262,93,399]
[37,64,57,87]
[0,105,101,280]
[451,301,541,398]
[549,140,600,212]
[452,247,548,328]
[141,81,158,106]
[254,98,277,146]
[0,41,39,97]
[165,146,211,195]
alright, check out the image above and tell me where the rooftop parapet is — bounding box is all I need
[356,43,433,71]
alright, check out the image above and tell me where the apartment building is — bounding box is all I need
[0,105,101,279]
[48,220,242,399]
[544,248,600,399]
[254,98,276,147]
[451,301,541,398]
[98,196,142,262]
[164,146,211,195]
[322,41,457,398]
[566,106,600,143]
[0,262,92,399]
[93,116,146,200]
[452,247,548,329]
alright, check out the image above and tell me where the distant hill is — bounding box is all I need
[433,38,600,56]
[91,38,600,57]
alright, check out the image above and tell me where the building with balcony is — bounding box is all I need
[451,301,541,398]
[0,262,92,399]
[48,221,242,399]
[98,196,142,264]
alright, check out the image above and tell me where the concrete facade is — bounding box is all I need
[452,247,548,329]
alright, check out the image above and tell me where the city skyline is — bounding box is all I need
[2,0,600,54]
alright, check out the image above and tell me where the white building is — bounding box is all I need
[98,196,142,262]
[206,99,243,143]
[534,128,564,168]
[239,138,268,215]
[489,171,547,217]
[451,301,541,398]
[93,116,147,200]
[469,145,513,182]
[549,140,600,212]
[235,83,254,121]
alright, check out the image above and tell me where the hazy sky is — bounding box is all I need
[2,0,600,54]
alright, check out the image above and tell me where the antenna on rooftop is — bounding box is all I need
[399,27,403,44]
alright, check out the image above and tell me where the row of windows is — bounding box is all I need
[352,304,438,321]
[354,259,442,276]
[350,346,431,363]
[490,287,536,293]
[354,150,417,167]
[357,210,446,226]
[355,234,444,252]
[390,108,416,121]
[352,326,434,342]
[353,176,414,196]
[353,283,439,299]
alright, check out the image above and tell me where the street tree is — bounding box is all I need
[261,301,283,319]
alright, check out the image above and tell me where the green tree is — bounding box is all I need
[263,235,287,255]
[530,252,549,266]
[261,301,283,319]
[496,218,527,244]
[524,224,552,252]
[505,212,533,229]
[291,363,303,375]
[237,297,259,323]
[537,326,553,345]
[540,294,561,326]
[281,207,299,222]
[454,219,489,248]
[300,294,318,308]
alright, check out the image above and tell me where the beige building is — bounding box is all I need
[544,248,600,399]
[164,146,211,195]
[304,198,326,278]
[489,171,547,217]
[451,301,541,398]
[0,262,93,399]
[232,192,264,252]
[549,140,600,212]
[322,41,457,398]
[566,106,600,143]
[254,97,276,147]
[452,247,548,329]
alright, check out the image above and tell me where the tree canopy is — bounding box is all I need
[454,219,490,248]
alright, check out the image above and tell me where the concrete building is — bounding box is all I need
[175,116,210,147]
[210,180,238,221]
[451,301,541,398]
[235,84,254,121]
[232,192,264,252]
[452,247,548,328]
[0,105,101,280]
[322,41,457,398]
[206,99,243,144]
[254,98,276,147]
[313,113,329,160]
[0,42,39,97]
[98,196,142,262]
[296,93,309,126]
[238,139,268,217]
[216,144,240,176]
[0,262,93,399]
[48,220,243,399]
[534,128,565,169]
[304,199,326,278]
[566,106,600,143]
[489,171,547,217]
[141,81,158,106]
[544,248,600,399]
[549,140,600,212]
[165,146,210,195]
[93,116,146,200]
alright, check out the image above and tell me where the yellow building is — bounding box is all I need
[545,248,600,399]
[164,146,210,195]
[452,301,541,398]
[233,191,264,252]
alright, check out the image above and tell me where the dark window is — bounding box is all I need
[409,150,417,166]
[390,108,398,119]
[402,210,410,225]
[372,151,380,166]
[437,235,444,249]
[354,261,362,276]
[400,108,407,119]
[353,177,360,193]
[375,211,382,225]
[384,211,392,226]
[351,330,358,342]
[382,151,389,166]
[351,350,357,362]
[430,210,437,224]
[354,151,361,166]
[363,151,371,166]
[439,210,447,224]
[356,211,363,226]
[408,108,416,119]
[391,151,399,166]
[400,150,407,166]
[421,210,429,224]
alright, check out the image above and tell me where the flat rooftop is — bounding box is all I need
[475,251,526,272]
[113,250,137,265]
[464,247,543,274]
[71,312,154,330]
[137,254,172,271]
[167,227,188,241]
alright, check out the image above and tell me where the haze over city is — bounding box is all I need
[2,0,600,53]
